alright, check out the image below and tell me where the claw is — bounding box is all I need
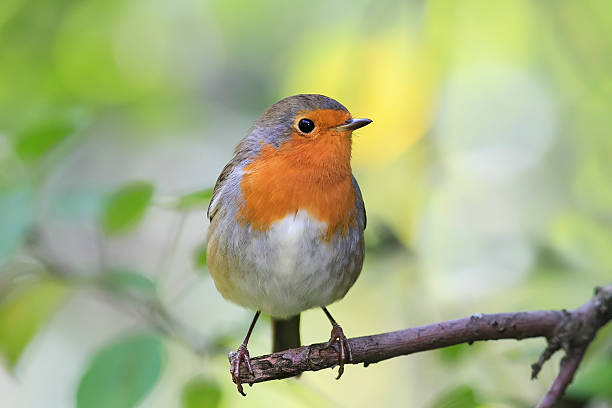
[325,322,352,379]
[230,343,253,396]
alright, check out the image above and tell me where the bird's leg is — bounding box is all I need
[322,307,352,379]
[230,311,260,396]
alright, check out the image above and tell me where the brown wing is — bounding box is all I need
[207,160,233,221]
[352,174,366,230]
[207,138,253,221]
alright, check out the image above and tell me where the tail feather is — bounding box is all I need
[271,314,301,352]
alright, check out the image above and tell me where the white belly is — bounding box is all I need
[206,210,363,317]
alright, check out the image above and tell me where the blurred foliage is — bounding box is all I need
[193,244,208,272]
[430,385,479,408]
[0,187,33,264]
[106,268,157,298]
[181,377,222,408]
[174,188,214,212]
[14,108,89,163]
[101,182,154,235]
[0,0,611,407]
[0,279,68,367]
[568,353,612,399]
[437,343,480,365]
[76,333,165,408]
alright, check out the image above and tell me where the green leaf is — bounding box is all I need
[430,385,479,408]
[0,187,34,265]
[15,109,90,162]
[175,188,214,211]
[0,280,69,367]
[101,182,154,235]
[77,333,165,408]
[193,244,207,270]
[108,269,156,296]
[568,354,612,398]
[181,377,222,408]
[16,119,73,161]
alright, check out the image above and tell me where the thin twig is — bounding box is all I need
[537,346,587,408]
[231,285,612,407]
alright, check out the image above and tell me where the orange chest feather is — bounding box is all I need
[237,134,356,238]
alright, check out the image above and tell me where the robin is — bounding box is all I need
[206,94,371,395]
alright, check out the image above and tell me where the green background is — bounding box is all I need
[1,0,611,407]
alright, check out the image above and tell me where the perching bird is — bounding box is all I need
[206,94,371,395]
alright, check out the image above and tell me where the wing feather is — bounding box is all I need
[351,174,366,230]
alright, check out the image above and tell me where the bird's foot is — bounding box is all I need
[230,342,254,396]
[325,322,352,379]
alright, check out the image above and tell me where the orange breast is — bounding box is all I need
[237,112,356,240]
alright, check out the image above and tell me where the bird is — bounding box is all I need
[206,94,371,395]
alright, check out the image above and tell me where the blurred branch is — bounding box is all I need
[101,288,209,356]
[28,243,211,356]
[233,285,612,406]
[154,212,187,281]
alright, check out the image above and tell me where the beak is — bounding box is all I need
[334,118,373,131]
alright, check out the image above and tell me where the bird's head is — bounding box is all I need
[248,94,372,166]
[234,94,371,231]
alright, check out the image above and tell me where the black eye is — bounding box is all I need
[298,118,315,133]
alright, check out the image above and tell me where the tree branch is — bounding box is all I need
[232,285,612,405]
[536,345,587,408]
[535,285,612,407]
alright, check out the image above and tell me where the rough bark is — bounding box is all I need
[230,285,612,406]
